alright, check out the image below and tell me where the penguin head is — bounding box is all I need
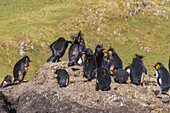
[105,47,116,56]
[4,75,12,83]
[82,48,93,56]
[152,62,164,69]
[58,37,65,42]
[135,54,144,62]
[23,56,33,66]
[71,31,84,42]
[95,44,106,52]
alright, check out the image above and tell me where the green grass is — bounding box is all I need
[0,0,170,82]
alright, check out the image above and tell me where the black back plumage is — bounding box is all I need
[0,75,12,88]
[96,67,111,91]
[106,48,123,70]
[130,55,146,85]
[13,56,32,82]
[113,69,129,83]
[55,69,70,87]
[153,62,170,93]
[125,64,147,75]
[68,39,81,66]
[47,37,72,62]
[82,48,97,81]
[168,57,170,72]
[71,31,86,53]
[94,44,109,70]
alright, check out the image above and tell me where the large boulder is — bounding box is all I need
[0,61,169,112]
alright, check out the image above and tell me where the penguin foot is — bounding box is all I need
[22,80,28,83]
[14,80,20,85]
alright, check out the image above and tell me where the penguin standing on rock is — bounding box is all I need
[68,37,82,66]
[105,47,122,75]
[71,31,86,54]
[96,67,111,91]
[94,44,109,70]
[130,54,146,85]
[152,62,170,94]
[0,75,12,88]
[13,56,33,84]
[82,48,97,81]
[113,68,129,83]
[47,37,72,62]
[71,31,86,65]
[54,69,70,87]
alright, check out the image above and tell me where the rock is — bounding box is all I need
[0,61,170,112]
[157,94,170,103]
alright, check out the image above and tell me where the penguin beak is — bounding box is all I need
[104,51,107,53]
[30,59,33,62]
[78,39,80,42]
[103,47,106,50]
[81,52,85,54]
[152,64,155,67]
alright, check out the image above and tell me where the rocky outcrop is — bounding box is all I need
[0,61,169,112]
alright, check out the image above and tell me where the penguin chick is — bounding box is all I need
[82,48,97,81]
[152,62,170,94]
[47,37,72,62]
[96,67,111,91]
[71,31,86,65]
[0,75,12,88]
[55,69,70,87]
[13,56,33,83]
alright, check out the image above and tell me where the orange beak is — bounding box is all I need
[103,47,106,50]
[78,39,80,42]
[81,52,85,54]
[10,78,12,81]
[152,64,155,67]
[104,51,107,53]
[30,59,33,62]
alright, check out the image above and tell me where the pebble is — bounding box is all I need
[97,28,101,31]
[20,49,25,56]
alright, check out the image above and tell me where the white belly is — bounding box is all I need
[126,69,130,74]
[77,58,83,65]
[155,70,162,90]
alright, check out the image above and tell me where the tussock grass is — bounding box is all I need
[0,0,169,82]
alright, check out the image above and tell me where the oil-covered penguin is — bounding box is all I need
[13,56,33,83]
[82,48,97,81]
[96,67,111,91]
[0,75,12,88]
[105,47,122,75]
[47,37,72,62]
[94,44,109,70]
[54,69,70,87]
[130,54,146,85]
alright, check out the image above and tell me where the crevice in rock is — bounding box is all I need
[0,91,16,113]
